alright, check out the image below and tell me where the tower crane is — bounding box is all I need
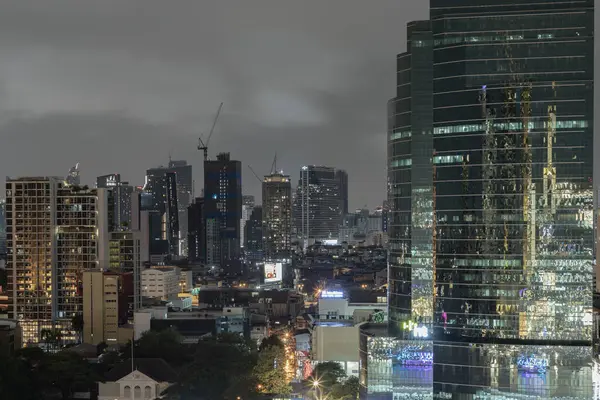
[198,102,224,161]
[248,153,279,184]
[247,165,263,183]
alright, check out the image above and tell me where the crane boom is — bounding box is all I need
[198,102,224,161]
[205,102,223,148]
[247,165,263,184]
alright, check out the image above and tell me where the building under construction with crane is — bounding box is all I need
[203,152,242,273]
[262,162,292,262]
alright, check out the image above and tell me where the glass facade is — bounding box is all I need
[385,0,595,397]
[293,166,342,241]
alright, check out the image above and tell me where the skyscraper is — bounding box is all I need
[240,195,255,249]
[187,197,206,263]
[245,206,263,264]
[263,173,292,260]
[5,177,112,345]
[380,0,595,397]
[144,169,180,258]
[335,169,349,216]
[0,199,5,257]
[204,152,242,272]
[294,166,342,243]
[96,174,133,231]
[167,160,193,255]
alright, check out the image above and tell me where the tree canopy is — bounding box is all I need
[0,347,101,400]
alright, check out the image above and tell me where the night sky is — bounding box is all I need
[0,0,429,209]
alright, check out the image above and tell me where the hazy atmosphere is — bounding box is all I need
[0,0,429,209]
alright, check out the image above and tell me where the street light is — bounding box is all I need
[312,379,322,400]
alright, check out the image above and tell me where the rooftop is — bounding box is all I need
[105,358,178,382]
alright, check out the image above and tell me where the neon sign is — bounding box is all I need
[517,355,548,374]
[396,347,433,366]
[321,290,344,299]
[402,320,429,338]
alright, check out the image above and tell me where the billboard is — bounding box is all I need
[264,262,282,283]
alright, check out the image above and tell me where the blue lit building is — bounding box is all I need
[368,0,596,398]
[204,152,243,272]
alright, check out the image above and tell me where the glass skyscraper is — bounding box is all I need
[383,0,595,398]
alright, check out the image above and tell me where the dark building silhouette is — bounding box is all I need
[204,153,242,272]
[245,206,263,263]
[96,174,133,231]
[335,169,349,216]
[188,197,206,263]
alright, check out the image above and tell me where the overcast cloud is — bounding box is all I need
[0,0,428,208]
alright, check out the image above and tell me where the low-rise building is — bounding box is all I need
[317,289,387,322]
[133,306,248,343]
[311,321,361,377]
[0,320,20,356]
[141,267,180,300]
[98,358,177,400]
[83,270,134,346]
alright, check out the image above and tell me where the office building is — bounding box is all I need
[294,166,342,242]
[263,173,292,260]
[97,174,134,231]
[336,169,349,216]
[0,199,5,257]
[82,270,134,346]
[240,195,255,249]
[5,177,112,345]
[245,206,263,263]
[144,170,180,258]
[374,0,595,398]
[108,230,148,312]
[204,152,242,272]
[141,267,180,300]
[188,197,206,263]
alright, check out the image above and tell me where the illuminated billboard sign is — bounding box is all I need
[264,262,282,283]
[321,290,344,299]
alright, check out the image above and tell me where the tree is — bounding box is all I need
[0,351,43,400]
[0,347,101,400]
[253,344,291,395]
[311,361,347,388]
[71,314,84,343]
[40,328,62,352]
[259,334,284,351]
[172,334,257,400]
[329,376,360,400]
[123,328,190,367]
[43,351,101,400]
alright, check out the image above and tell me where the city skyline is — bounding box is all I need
[0,0,433,210]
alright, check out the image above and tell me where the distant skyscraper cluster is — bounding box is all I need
[3,106,358,347]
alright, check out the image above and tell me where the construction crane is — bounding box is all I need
[247,165,263,183]
[248,153,279,184]
[198,102,224,161]
[270,153,277,174]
